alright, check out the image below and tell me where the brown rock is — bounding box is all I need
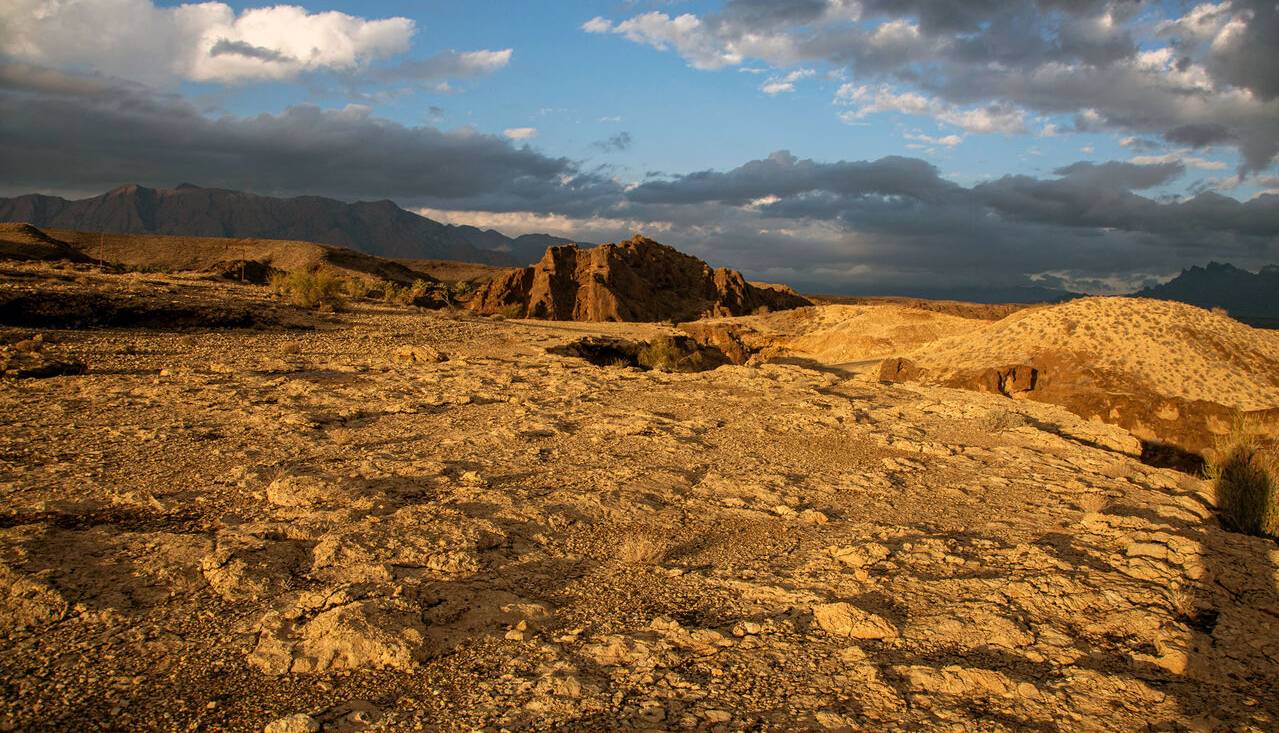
[878,357,923,383]
[470,236,809,322]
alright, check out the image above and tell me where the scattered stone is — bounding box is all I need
[263,714,319,733]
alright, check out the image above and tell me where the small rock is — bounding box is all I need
[263,714,319,733]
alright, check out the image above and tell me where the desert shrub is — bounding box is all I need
[271,270,346,310]
[407,279,433,304]
[380,283,405,304]
[616,533,667,565]
[496,303,525,319]
[1210,306,1229,317]
[343,277,376,299]
[1207,425,1278,538]
[637,334,726,372]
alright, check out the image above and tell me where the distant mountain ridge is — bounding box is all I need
[0,184,576,266]
[1135,262,1279,328]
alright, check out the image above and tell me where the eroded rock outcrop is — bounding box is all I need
[471,236,809,322]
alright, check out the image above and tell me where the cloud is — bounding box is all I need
[592,132,633,152]
[586,0,1279,172]
[1130,153,1229,171]
[3,63,1276,296]
[760,67,815,94]
[836,84,1026,134]
[903,131,963,147]
[0,0,414,85]
[503,127,538,140]
[373,49,512,84]
[0,64,617,213]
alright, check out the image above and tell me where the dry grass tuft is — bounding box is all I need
[616,533,667,566]
[1207,423,1278,538]
[270,270,346,311]
[1077,494,1110,514]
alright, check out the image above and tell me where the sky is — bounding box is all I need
[1,0,1277,295]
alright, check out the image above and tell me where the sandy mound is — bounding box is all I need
[683,304,988,365]
[908,297,1279,411]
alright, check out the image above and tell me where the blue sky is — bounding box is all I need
[2,1,1277,294]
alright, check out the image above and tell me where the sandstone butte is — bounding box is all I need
[469,235,811,322]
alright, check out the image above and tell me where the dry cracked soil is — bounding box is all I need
[1,264,1277,732]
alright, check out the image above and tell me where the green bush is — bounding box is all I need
[1207,425,1278,538]
[343,278,376,299]
[270,270,347,311]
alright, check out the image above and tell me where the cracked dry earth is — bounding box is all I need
[2,282,1278,732]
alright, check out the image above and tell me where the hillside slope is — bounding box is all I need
[0,184,576,266]
[23,225,433,285]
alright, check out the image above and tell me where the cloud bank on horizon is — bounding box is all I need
[1,0,1276,295]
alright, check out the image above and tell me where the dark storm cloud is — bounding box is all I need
[1164,123,1236,149]
[1202,0,1279,101]
[0,64,618,212]
[3,65,1276,294]
[208,39,294,64]
[628,152,961,206]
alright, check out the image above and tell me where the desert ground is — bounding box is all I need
[2,258,1278,732]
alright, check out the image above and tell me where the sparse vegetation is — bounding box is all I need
[616,533,667,565]
[343,277,376,300]
[977,407,1027,433]
[496,303,525,319]
[637,334,723,372]
[1207,423,1278,538]
[270,270,346,310]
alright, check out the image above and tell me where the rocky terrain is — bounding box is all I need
[684,299,1279,458]
[470,236,810,322]
[1,259,1277,732]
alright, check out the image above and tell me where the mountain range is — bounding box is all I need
[0,184,573,267]
[1136,262,1279,328]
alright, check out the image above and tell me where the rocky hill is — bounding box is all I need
[1136,262,1279,328]
[0,184,576,266]
[470,236,811,322]
[1,223,432,286]
[0,223,92,263]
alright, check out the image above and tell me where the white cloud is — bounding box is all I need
[1130,152,1229,170]
[581,16,613,34]
[904,131,963,147]
[1039,123,1060,138]
[1080,145,1095,154]
[416,207,666,240]
[836,84,1025,134]
[598,115,623,123]
[582,12,745,70]
[503,127,538,140]
[760,67,815,95]
[0,0,414,85]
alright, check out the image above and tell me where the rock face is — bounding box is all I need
[470,236,810,322]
